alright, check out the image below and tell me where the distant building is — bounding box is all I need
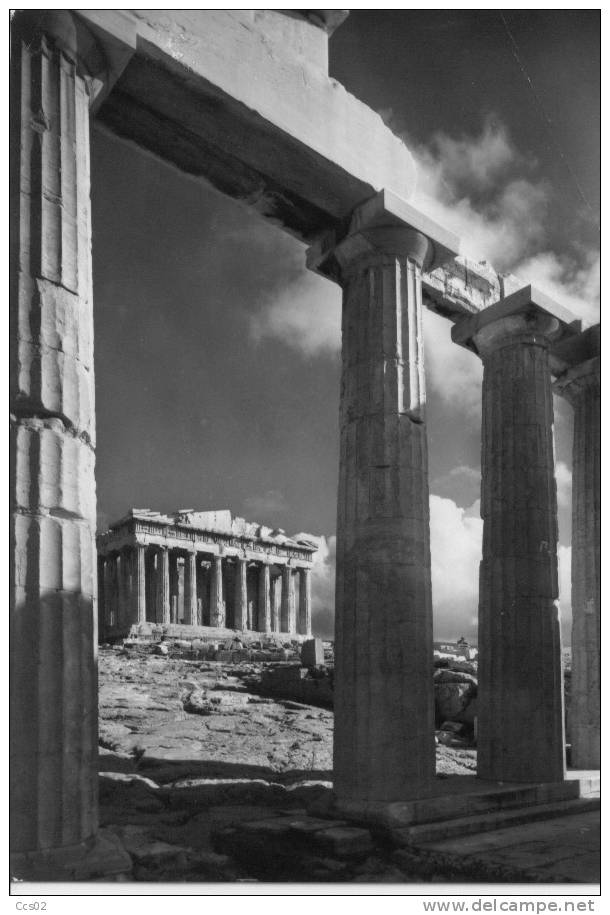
[97,508,318,641]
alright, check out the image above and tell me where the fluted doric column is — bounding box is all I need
[185,551,198,627]
[9,10,107,869]
[159,548,170,625]
[234,558,248,630]
[281,566,295,634]
[135,544,146,625]
[554,348,600,768]
[453,292,569,783]
[308,190,458,804]
[211,556,225,627]
[258,563,271,634]
[271,574,281,632]
[298,568,312,636]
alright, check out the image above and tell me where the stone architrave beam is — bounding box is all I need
[452,287,581,783]
[76,10,417,241]
[308,190,459,805]
[553,327,600,769]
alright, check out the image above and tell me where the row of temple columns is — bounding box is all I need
[315,203,600,805]
[98,546,312,636]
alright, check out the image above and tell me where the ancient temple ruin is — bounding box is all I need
[10,9,599,879]
[97,509,316,640]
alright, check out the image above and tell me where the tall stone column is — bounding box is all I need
[135,544,146,625]
[453,293,568,783]
[234,558,248,630]
[103,557,113,629]
[554,352,600,768]
[308,191,458,804]
[298,568,312,636]
[116,551,127,631]
[258,563,271,634]
[185,551,198,627]
[281,567,295,634]
[159,548,170,625]
[97,555,106,640]
[9,11,106,870]
[271,574,281,633]
[211,556,225,627]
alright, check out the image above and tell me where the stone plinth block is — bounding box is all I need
[301,637,324,668]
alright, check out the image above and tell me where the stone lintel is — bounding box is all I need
[550,323,600,379]
[307,189,460,281]
[91,10,417,241]
[451,284,582,355]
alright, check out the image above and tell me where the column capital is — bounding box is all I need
[553,355,600,404]
[13,10,137,111]
[452,284,581,359]
[306,189,459,282]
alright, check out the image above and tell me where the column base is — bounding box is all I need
[11,829,132,882]
[326,771,598,833]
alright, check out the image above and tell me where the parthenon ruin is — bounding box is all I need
[10,9,599,878]
[97,509,316,640]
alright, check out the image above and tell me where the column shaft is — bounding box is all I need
[10,14,99,857]
[258,563,271,634]
[234,558,248,630]
[556,357,600,767]
[211,556,225,627]
[135,545,146,625]
[160,548,170,625]
[281,567,295,633]
[271,575,281,633]
[334,241,435,802]
[477,315,565,782]
[185,552,198,627]
[116,551,127,631]
[298,568,312,636]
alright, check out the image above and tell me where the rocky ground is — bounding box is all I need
[98,645,479,883]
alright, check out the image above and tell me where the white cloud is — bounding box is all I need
[431,464,481,507]
[555,461,572,510]
[248,116,598,381]
[421,117,522,195]
[308,534,336,639]
[413,119,551,269]
[515,250,600,325]
[242,489,288,519]
[306,497,573,646]
[429,495,482,640]
[423,308,483,416]
[249,271,341,357]
[558,544,572,638]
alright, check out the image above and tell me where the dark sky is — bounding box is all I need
[90,10,599,639]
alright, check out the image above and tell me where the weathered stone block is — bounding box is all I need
[301,637,324,668]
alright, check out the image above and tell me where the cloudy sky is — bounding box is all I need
[91,10,599,642]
